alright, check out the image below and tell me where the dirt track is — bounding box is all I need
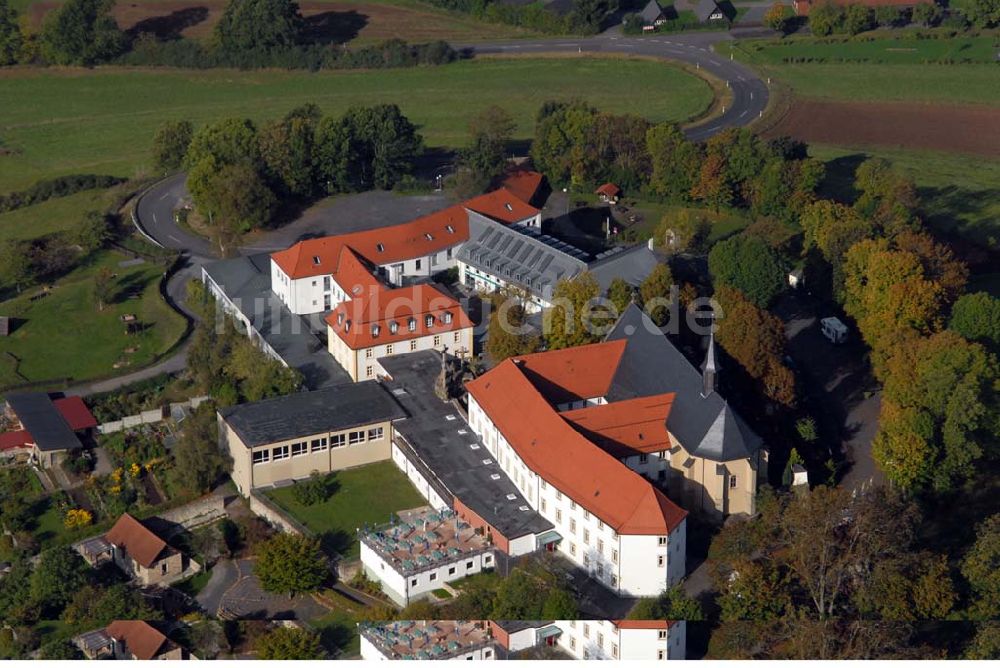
[766,98,1000,158]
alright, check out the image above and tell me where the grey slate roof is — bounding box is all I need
[457,211,588,303]
[604,305,762,463]
[640,0,666,23]
[457,211,660,303]
[219,382,406,448]
[202,254,350,390]
[676,0,723,21]
[5,392,82,452]
[379,351,553,542]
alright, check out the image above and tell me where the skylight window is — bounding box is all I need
[371,324,380,337]
[505,203,513,212]
[506,494,517,501]
[313,256,321,265]
[446,225,455,234]
[376,243,385,253]
[482,459,493,465]
[425,315,434,328]
[490,474,502,481]
[389,321,398,334]
[425,233,433,241]
[519,505,530,512]
[442,312,453,325]
[469,444,480,450]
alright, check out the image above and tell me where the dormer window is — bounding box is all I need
[389,321,398,334]
[424,233,433,241]
[344,320,351,332]
[337,313,344,325]
[408,318,416,332]
[505,203,513,212]
[371,324,380,337]
[425,315,434,328]
[442,312,453,324]
[376,243,384,253]
[446,225,455,234]
[312,256,321,265]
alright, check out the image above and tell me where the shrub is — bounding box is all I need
[291,472,332,506]
[0,174,125,214]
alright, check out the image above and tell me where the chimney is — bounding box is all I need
[701,329,718,398]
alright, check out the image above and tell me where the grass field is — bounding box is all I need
[0,249,188,390]
[731,36,1000,106]
[0,58,713,192]
[264,461,427,559]
[0,188,116,243]
[810,144,1000,248]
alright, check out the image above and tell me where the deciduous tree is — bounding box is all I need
[708,235,785,308]
[544,271,602,349]
[461,105,516,190]
[215,0,304,54]
[950,291,1000,348]
[0,0,21,65]
[40,0,125,65]
[961,513,1000,619]
[255,626,325,660]
[640,262,673,326]
[486,289,540,363]
[29,547,89,614]
[254,533,326,597]
[151,120,194,174]
[646,122,701,202]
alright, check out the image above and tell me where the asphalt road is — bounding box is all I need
[456,30,769,142]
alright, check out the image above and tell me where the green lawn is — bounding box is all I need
[0,58,714,192]
[174,567,213,597]
[0,188,115,243]
[810,144,1000,249]
[730,36,1000,105]
[628,199,750,242]
[0,249,188,391]
[264,461,426,559]
[311,591,365,658]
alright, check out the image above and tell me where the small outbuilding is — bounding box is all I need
[639,0,668,28]
[595,183,622,203]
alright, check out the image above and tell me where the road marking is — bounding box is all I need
[169,235,182,243]
[152,213,158,223]
[739,110,748,118]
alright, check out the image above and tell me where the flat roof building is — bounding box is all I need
[360,621,496,661]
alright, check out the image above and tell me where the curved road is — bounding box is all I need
[135,29,769,255]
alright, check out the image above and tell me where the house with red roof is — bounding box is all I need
[0,393,97,468]
[326,283,474,382]
[270,188,540,317]
[80,513,188,586]
[74,620,185,660]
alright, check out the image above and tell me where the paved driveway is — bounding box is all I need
[199,558,330,621]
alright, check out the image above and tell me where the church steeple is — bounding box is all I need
[701,329,718,398]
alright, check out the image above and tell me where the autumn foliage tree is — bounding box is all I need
[486,289,540,363]
[544,272,602,349]
[714,285,796,407]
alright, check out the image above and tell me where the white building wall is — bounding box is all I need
[458,262,551,313]
[468,395,680,597]
[361,540,494,606]
[390,442,448,510]
[620,625,685,661]
[379,248,459,286]
[508,533,537,557]
[346,326,474,383]
[553,622,682,661]
[506,628,539,653]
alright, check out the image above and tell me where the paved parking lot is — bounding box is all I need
[198,558,329,621]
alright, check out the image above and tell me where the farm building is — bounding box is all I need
[676,0,726,21]
[639,0,669,27]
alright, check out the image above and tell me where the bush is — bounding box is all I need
[0,174,125,214]
[291,472,332,506]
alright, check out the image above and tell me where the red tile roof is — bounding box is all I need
[105,513,170,569]
[0,430,32,451]
[53,396,98,431]
[562,394,675,458]
[271,205,469,280]
[498,169,544,205]
[466,357,687,535]
[106,621,170,660]
[332,246,384,299]
[464,187,540,224]
[326,284,473,350]
[596,183,622,198]
[508,340,627,405]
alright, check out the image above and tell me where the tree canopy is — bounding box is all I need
[40,0,125,65]
[709,234,786,308]
[254,533,326,596]
[544,271,602,349]
[255,626,325,660]
[215,0,304,54]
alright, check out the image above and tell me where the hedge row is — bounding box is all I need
[0,174,126,214]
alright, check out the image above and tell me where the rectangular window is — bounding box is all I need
[453,331,461,343]
[365,348,373,359]
[597,539,604,554]
[311,438,327,452]
[429,572,437,582]
[612,644,618,659]
[331,434,346,448]
[658,630,668,640]
[291,442,308,457]
[348,431,365,445]
[583,529,590,545]
[323,276,331,291]
[556,491,562,501]
[730,475,738,489]
[583,624,590,639]
[484,555,492,565]
[639,453,649,464]
[448,567,456,575]
[415,259,422,270]
[658,650,666,660]
[365,366,373,378]
[272,445,289,461]
[368,427,384,441]
[570,638,576,651]
[597,633,603,649]
[657,555,665,567]
[433,335,441,346]
[411,578,417,587]
[570,501,576,511]
[556,509,562,523]
[584,510,590,520]
[466,561,473,569]
[570,519,577,534]
[386,344,394,355]
[410,339,418,351]
[252,450,269,465]
[569,543,576,556]
[541,499,547,513]
[612,549,619,564]
[658,536,668,546]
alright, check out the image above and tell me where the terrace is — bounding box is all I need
[359,507,490,577]
[360,620,493,660]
